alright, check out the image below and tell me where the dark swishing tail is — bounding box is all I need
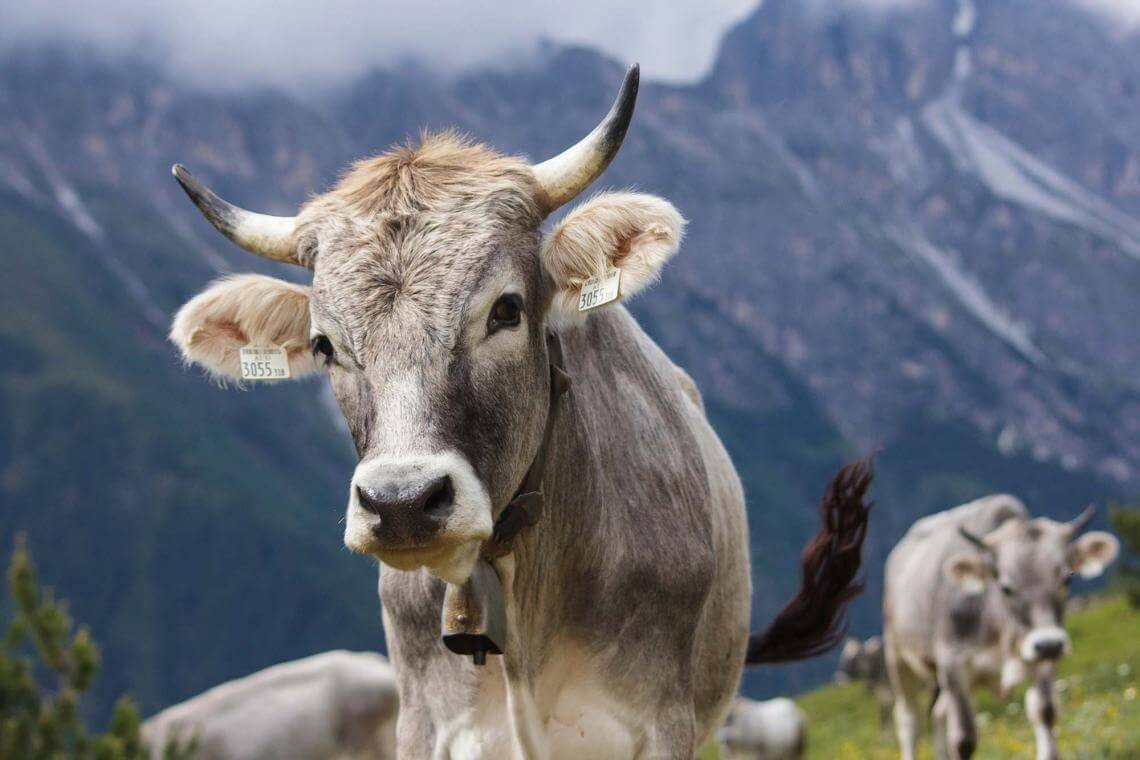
[746,459,873,665]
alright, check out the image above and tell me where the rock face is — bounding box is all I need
[1,0,1136,709]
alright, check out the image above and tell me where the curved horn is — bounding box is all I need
[532,64,639,214]
[959,526,991,552]
[172,164,299,264]
[1065,504,1096,537]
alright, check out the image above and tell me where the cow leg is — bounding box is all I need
[934,657,976,760]
[874,686,894,735]
[639,701,696,759]
[1025,672,1059,760]
[931,689,950,760]
[884,642,923,760]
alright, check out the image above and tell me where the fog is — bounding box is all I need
[0,0,1134,92]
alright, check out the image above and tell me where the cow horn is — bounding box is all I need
[532,64,639,214]
[172,164,300,265]
[1065,504,1096,537]
[959,526,991,552]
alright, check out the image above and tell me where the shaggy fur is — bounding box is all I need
[541,192,685,324]
[170,274,318,381]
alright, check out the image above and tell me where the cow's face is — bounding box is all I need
[944,513,1119,666]
[836,636,882,683]
[295,155,552,582]
[168,79,684,584]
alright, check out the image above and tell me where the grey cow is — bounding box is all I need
[142,651,398,760]
[883,495,1119,760]
[718,697,806,759]
[167,65,870,758]
[835,636,892,729]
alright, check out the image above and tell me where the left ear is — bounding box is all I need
[1070,531,1120,579]
[540,192,685,326]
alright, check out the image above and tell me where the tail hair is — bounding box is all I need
[745,458,873,665]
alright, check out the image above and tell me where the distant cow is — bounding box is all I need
[835,635,892,728]
[142,651,398,760]
[883,495,1119,760]
[168,62,872,758]
[718,697,806,759]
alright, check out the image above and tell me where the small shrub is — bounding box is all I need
[0,534,196,759]
[1109,504,1140,609]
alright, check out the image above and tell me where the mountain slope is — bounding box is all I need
[1,0,1138,711]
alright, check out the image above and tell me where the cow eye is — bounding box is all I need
[311,334,336,366]
[1000,583,1015,597]
[488,294,523,334]
[1062,572,1074,587]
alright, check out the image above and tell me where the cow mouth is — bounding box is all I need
[380,541,483,585]
[345,520,485,584]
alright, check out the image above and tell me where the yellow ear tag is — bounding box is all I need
[577,267,621,312]
[239,345,291,380]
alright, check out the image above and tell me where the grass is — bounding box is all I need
[793,595,1140,759]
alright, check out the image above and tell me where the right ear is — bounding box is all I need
[944,552,992,594]
[170,274,318,382]
[540,192,684,327]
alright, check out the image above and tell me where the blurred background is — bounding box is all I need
[1,0,1139,728]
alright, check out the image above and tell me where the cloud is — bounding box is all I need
[1072,0,1140,28]
[0,0,757,91]
[1,0,1134,93]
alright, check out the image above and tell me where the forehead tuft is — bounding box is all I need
[309,131,541,221]
[996,519,1069,573]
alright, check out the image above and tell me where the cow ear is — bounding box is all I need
[170,274,318,382]
[540,192,685,326]
[944,552,991,594]
[1069,531,1119,579]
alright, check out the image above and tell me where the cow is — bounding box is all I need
[835,635,892,729]
[717,697,806,759]
[141,650,398,760]
[883,494,1119,760]
[167,64,871,758]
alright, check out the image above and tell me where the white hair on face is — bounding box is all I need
[541,191,685,327]
[345,451,493,585]
[170,273,319,382]
[1020,627,1070,662]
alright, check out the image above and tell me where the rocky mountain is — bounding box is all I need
[1,0,1137,714]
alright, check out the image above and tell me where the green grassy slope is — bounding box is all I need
[0,195,382,720]
[797,596,1140,759]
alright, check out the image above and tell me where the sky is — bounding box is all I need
[0,0,757,91]
[0,0,1136,92]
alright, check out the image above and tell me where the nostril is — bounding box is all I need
[1035,640,1064,659]
[356,486,384,516]
[421,476,455,518]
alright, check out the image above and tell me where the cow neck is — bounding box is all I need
[483,328,571,559]
[439,329,570,665]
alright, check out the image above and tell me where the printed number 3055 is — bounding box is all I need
[242,361,283,378]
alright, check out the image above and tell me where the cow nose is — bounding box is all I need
[1034,639,1065,660]
[356,475,455,542]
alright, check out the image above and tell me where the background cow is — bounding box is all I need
[883,495,1119,760]
[141,651,398,760]
[718,697,806,760]
[168,65,870,758]
[835,635,892,730]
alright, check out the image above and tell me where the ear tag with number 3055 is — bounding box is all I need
[578,267,621,312]
[239,346,291,381]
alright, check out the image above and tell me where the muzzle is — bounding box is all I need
[1020,627,1070,662]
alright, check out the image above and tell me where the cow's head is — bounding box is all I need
[944,507,1118,666]
[169,67,684,584]
[835,635,882,683]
